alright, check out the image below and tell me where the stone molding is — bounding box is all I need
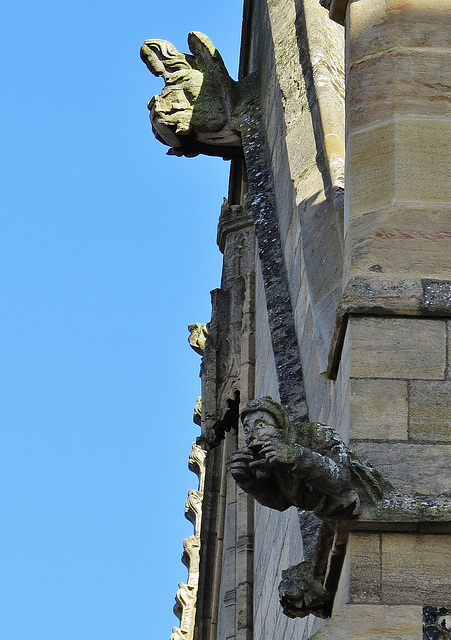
[216,197,253,254]
[328,278,451,379]
[199,191,255,446]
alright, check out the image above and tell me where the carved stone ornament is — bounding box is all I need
[230,397,387,521]
[170,442,206,640]
[193,396,202,427]
[279,561,331,619]
[188,323,208,356]
[140,32,243,159]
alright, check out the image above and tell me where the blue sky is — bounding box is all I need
[0,1,243,638]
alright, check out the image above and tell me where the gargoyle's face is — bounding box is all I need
[242,410,281,454]
[140,42,166,77]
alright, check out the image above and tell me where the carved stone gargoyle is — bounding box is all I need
[230,397,389,619]
[140,32,244,159]
[230,396,385,521]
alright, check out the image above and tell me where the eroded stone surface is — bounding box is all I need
[279,561,330,619]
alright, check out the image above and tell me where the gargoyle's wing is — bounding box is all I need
[187,31,235,84]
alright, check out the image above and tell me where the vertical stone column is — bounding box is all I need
[337,0,451,308]
[321,0,451,636]
[197,196,255,640]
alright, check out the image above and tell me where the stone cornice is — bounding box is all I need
[327,277,451,379]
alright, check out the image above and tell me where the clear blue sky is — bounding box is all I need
[0,2,243,638]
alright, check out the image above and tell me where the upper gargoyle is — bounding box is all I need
[230,397,387,520]
[140,32,242,159]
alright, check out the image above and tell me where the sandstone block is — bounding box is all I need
[381,533,451,604]
[448,321,451,378]
[350,379,408,440]
[409,380,451,442]
[394,118,451,204]
[348,317,446,380]
[348,0,451,62]
[352,442,451,498]
[347,121,395,216]
[345,203,451,282]
[348,119,451,218]
[349,49,451,129]
[332,544,350,616]
[336,328,351,442]
[349,532,381,604]
[223,544,237,593]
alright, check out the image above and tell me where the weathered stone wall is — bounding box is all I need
[253,507,306,640]
[244,1,347,638]
[255,257,278,400]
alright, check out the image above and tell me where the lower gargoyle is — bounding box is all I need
[230,396,385,520]
[230,397,389,619]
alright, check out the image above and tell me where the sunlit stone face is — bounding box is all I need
[242,410,280,449]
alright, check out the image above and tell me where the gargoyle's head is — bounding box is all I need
[279,562,331,619]
[240,397,290,457]
[140,39,195,80]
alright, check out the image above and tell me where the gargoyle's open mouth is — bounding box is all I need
[249,442,267,460]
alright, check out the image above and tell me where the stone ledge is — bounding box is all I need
[327,281,451,379]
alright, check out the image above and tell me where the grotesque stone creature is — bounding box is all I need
[188,323,208,356]
[230,397,384,520]
[140,32,242,158]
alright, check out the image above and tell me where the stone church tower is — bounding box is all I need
[141,1,451,638]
